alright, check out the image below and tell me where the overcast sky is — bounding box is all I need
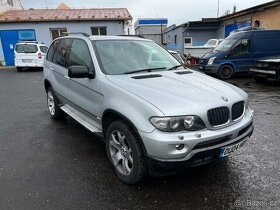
[21,0,272,26]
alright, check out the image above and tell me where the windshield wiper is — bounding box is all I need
[124,67,166,74]
[168,64,184,71]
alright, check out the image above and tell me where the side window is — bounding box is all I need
[68,39,94,70]
[232,39,251,56]
[53,39,72,68]
[46,40,61,62]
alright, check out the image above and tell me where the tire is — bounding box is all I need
[105,121,147,184]
[218,65,234,80]
[254,76,267,83]
[47,87,66,120]
[16,67,23,72]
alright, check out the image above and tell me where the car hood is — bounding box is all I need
[202,50,225,60]
[106,70,247,116]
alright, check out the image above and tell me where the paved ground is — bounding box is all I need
[0,68,279,210]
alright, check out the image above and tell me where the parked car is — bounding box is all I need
[14,41,48,72]
[168,50,188,67]
[199,30,280,79]
[250,57,280,82]
[43,34,254,184]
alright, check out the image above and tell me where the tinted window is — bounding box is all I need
[39,46,48,53]
[68,39,93,70]
[15,44,38,53]
[53,39,72,68]
[46,40,61,61]
[232,39,251,56]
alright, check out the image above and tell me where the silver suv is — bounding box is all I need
[43,34,254,184]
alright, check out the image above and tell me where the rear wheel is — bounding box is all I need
[47,87,66,120]
[105,121,147,184]
[16,67,23,72]
[218,65,234,80]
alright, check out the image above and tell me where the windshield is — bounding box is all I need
[15,44,38,53]
[39,46,48,53]
[214,39,237,52]
[92,40,180,75]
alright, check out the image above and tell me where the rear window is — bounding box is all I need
[39,46,48,53]
[15,44,38,53]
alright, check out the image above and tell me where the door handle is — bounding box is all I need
[64,75,70,80]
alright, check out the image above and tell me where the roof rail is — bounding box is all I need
[63,32,90,37]
[118,35,146,38]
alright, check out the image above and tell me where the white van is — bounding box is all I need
[14,41,48,72]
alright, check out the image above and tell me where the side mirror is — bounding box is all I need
[68,66,95,79]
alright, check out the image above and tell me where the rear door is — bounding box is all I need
[67,38,102,119]
[227,38,252,72]
[15,44,39,65]
[47,38,72,99]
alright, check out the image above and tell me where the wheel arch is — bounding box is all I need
[102,109,148,154]
[44,79,52,93]
[218,62,236,71]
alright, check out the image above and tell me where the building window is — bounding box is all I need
[184,37,192,46]
[50,28,67,40]
[91,27,107,35]
[174,35,177,44]
[7,0,14,6]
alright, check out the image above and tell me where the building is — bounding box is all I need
[0,0,23,14]
[134,18,168,45]
[165,0,280,55]
[0,3,132,65]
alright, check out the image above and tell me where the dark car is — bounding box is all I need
[199,30,280,79]
[250,57,280,82]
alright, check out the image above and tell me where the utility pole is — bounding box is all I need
[217,0,220,17]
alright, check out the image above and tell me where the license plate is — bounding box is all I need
[22,59,32,63]
[219,137,248,158]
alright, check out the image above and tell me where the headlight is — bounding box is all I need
[150,116,206,132]
[207,57,216,65]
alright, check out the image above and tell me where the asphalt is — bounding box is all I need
[0,68,279,210]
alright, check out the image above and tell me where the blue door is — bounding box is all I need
[0,31,18,66]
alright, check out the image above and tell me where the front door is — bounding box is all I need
[67,38,102,120]
[227,38,252,73]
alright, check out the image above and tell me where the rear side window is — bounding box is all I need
[39,46,48,53]
[46,40,61,62]
[15,44,38,53]
[68,39,93,70]
[53,39,72,68]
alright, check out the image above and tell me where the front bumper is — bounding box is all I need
[139,108,254,175]
[199,64,220,74]
[250,68,280,80]
[145,124,253,176]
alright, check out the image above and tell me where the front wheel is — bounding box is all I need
[218,65,234,80]
[16,67,23,72]
[105,121,147,184]
[47,87,66,120]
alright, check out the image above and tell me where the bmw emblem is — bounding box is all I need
[222,96,228,102]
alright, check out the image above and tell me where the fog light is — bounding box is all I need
[175,144,185,150]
